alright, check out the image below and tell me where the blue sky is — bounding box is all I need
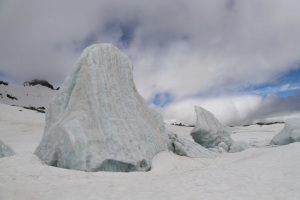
[244,67,300,97]
[0,0,300,125]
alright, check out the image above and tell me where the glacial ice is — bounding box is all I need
[34,44,174,172]
[190,106,234,149]
[0,139,15,158]
[172,134,217,158]
[271,118,300,145]
[34,44,214,172]
[218,142,229,152]
[228,140,250,153]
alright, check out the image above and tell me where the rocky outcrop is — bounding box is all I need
[23,79,54,90]
[0,140,16,158]
[0,80,8,86]
[271,118,300,145]
[190,106,234,149]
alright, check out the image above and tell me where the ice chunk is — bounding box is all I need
[217,147,226,153]
[0,139,15,158]
[34,44,173,172]
[291,130,300,142]
[218,142,229,152]
[190,106,234,148]
[172,135,217,158]
[229,140,251,153]
[271,118,300,145]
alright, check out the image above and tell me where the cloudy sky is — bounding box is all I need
[1,0,300,126]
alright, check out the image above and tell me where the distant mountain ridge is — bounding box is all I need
[23,79,57,90]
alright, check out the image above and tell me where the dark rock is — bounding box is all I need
[7,94,18,100]
[0,80,8,86]
[23,106,46,113]
[23,79,54,90]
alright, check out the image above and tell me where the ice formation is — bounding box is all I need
[228,140,250,153]
[218,142,229,152]
[190,106,234,149]
[0,139,15,158]
[172,135,217,158]
[34,44,213,172]
[271,118,300,145]
[34,44,174,172]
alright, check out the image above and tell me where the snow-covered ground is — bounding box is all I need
[0,103,300,200]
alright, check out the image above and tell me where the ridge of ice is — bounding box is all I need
[0,139,15,158]
[190,106,234,149]
[228,140,250,153]
[271,118,300,145]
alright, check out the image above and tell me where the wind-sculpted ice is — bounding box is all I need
[190,106,234,149]
[34,44,174,172]
[271,118,300,145]
[34,44,214,172]
[0,139,15,158]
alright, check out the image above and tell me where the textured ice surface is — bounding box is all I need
[218,142,229,152]
[190,106,234,148]
[172,134,217,158]
[0,139,15,158]
[271,118,300,145]
[34,44,174,172]
[229,140,251,153]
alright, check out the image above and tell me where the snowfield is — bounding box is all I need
[0,103,300,200]
[0,83,56,108]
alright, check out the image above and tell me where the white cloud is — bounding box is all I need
[162,92,300,126]
[0,0,300,124]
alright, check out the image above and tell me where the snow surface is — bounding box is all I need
[1,103,300,199]
[271,118,300,145]
[0,103,45,153]
[0,83,56,108]
[227,124,285,147]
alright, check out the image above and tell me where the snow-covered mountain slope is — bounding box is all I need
[0,81,56,108]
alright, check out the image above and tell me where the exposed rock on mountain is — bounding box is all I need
[170,122,186,126]
[271,118,300,145]
[0,80,8,86]
[6,94,18,100]
[23,79,55,90]
[0,139,16,158]
[190,106,234,149]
